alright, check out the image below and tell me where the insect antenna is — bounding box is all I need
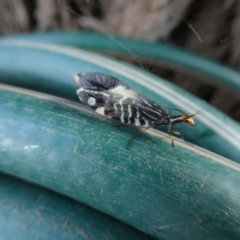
[168,108,187,115]
[169,94,235,118]
[169,108,195,117]
[169,107,205,118]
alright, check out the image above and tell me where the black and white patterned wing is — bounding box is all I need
[74,73,169,127]
[75,72,122,109]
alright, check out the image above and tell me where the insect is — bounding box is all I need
[74,73,195,141]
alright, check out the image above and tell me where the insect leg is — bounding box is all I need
[167,124,182,160]
[127,127,150,148]
[167,134,181,160]
[167,123,175,147]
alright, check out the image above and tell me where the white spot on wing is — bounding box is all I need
[88,97,96,106]
[74,75,80,85]
[109,85,137,98]
[95,107,105,115]
[120,112,125,123]
[134,119,141,126]
[128,105,132,118]
[82,89,110,97]
[119,97,125,123]
[76,87,84,95]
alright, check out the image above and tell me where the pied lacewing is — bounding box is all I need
[74,73,195,133]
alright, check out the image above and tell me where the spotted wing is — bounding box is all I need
[74,73,169,127]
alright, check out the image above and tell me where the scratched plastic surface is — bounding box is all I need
[0,173,153,240]
[0,40,239,163]
[0,87,240,240]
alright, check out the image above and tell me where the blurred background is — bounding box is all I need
[1,3,240,239]
[0,0,239,121]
